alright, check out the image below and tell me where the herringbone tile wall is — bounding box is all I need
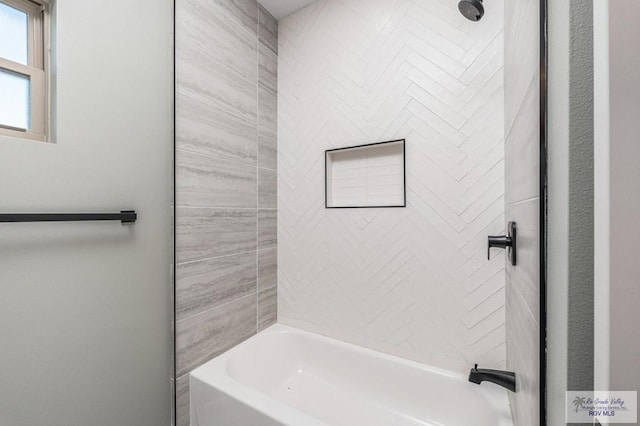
[278,0,506,373]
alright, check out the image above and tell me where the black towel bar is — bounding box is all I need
[0,210,137,224]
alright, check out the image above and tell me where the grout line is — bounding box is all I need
[258,284,277,293]
[176,372,190,382]
[256,5,261,334]
[258,165,278,172]
[176,146,277,173]
[274,16,278,328]
[257,246,277,253]
[172,0,177,422]
[176,147,258,169]
[507,195,540,206]
[177,291,258,324]
[177,249,258,267]
[175,206,262,210]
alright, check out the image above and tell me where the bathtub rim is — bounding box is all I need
[190,323,512,426]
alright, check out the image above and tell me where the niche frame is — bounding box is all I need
[324,139,407,209]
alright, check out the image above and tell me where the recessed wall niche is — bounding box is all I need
[325,139,406,208]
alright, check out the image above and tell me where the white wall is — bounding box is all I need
[278,0,505,373]
[593,0,640,410]
[607,0,640,398]
[0,1,174,424]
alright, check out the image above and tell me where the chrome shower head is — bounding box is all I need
[458,0,484,22]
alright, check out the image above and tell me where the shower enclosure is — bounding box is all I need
[0,0,547,424]
[175,0,546,424]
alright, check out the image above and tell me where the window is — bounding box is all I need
[0,0,48,142]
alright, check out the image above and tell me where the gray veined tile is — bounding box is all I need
[216,0,259,38]
[176,207,256,263]
[259,4,278,55]
[177,93,257,166]
[258,126,277,170]
[258,84,278,134]
[176,37,258,124]
[177,0,257,82]
[257,78,277,171]
[258,168,277,208]
[176,374,190,426]
[177,251,257,321]
[258,248,277,291]
[258,42,278,94]
[177,150,257,208]
[176,294,257,377]
[258,209,277,249]
[258,286,277,331]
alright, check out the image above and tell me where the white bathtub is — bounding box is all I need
[190,324,513,426]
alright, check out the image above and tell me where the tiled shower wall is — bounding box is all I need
[504,0,541,423]
[174,1,277,424]
[278,0,505,373]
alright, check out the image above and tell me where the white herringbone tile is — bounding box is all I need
[278,0,505,373]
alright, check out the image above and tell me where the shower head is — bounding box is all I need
[458,0,484,22]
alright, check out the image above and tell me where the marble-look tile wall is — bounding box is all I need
[174,1,278,424]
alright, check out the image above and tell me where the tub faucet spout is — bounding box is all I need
[468,364,516,393]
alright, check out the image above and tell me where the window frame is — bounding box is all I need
[0,0,49,142]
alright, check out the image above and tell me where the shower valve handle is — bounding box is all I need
[487,222,517,266]
[488,235,511,255]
